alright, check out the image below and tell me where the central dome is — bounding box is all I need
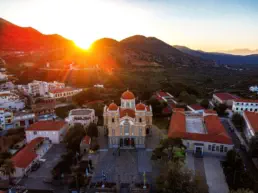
[121,90,135,100]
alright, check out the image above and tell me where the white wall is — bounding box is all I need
[232,101,258,114]
[26,129,64,144]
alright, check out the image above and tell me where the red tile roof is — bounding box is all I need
[27,121,66,131]
[82,136,91,145]
[11,137,44,168]
[244,111,258,132]
[157,91,170,97]
[108,103,118,111]
[214,93,239,101]
[120,108,135,118]
[136,103,146,111]
[121,90,135,100]
[173,108,185,112]
[50,87,80,94]
[234,99,258,103]
[188,104,205,111]
[168,112,232,144]
[204,110,217,114]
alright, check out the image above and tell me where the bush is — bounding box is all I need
[232,113,245,132]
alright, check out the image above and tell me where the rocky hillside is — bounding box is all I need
[174,45,258,65]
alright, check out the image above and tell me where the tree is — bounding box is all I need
[86,123,98,138]
[55,104,76,119]
[178,91,196,105]
[200,99,209,109]
[146,97,165,115]
[1,159,15,184]
[64,124,86,152]
[249,134,258,158]
[214,103,228,116]
[232,113,245,132]
[152,138,186,162]
[156,161,208,193]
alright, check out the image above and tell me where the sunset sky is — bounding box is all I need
[1,0,258,51]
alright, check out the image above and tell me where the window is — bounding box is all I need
[224,147,228,152]
[212,144,216,151]
[255,109,258,112]
[112,118,115,123]
[241,108,243,111]
[216,146,219,152]
[139,118,142,123]
[131,127,134,135]
[33,131,37,135]
[120,126,123,135]
[236,108,238,110]
[208,145,211,151]
[250,108,253,111]
[112,129,115,136]
[126,102,130,108]
[124,121,129,135]
[139,128,142,136]
[236,103,239,105]
[220,145,224,152]
[245,108,248,111]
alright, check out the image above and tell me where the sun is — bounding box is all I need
[74,38,93,50]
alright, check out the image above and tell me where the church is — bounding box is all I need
[103,90,153,148]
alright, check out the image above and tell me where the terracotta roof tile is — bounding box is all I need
[157,91,170,97]
[82,136,91,145]
[214,93,239,101]
[234,98,258,103]
[120,109,135,118]
[188,104,205,111]
[27,121,66,131]
[108,103,118,111]
[168,112,232,144]
[49,87,80,94]
[121,90,135,100]
[136,103,146,111]
[11,137,44,168]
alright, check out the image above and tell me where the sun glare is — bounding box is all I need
[74,39,92,50]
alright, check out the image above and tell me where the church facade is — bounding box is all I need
[103,90,153,148]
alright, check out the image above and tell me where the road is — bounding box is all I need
[220,118,258,181]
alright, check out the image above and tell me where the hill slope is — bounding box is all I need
[0,18,74,51]
[174,45,258,65]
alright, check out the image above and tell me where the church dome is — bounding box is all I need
[108,102,118,111]
[136,103,146,111]
[121,90,135,100]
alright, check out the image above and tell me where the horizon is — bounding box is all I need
[1,0,258,53]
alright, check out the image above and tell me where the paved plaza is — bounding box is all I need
[19,144,67,193]
[186,153,229,193]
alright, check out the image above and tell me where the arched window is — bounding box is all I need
[112,118,115,123]
[124,121,129,135]
[139,118,142,123]
[126,102,130,108]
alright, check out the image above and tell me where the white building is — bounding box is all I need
[232,99,258,114]
[28,80,49,96]
[49,87,82,99]
[243,111,258,141]
[26,80,65,97]
[0,91,25,111]
[0,109,13,130]
[0,72,7,81]
[212,93,239,107]
[66,108,95,127]
[13,111,35,128]
[168,109,234,156]
[249,86,258,93]
[0,81,15,90]
[11,137,51,177]
[26,121,68,144]
[94,84,104,88]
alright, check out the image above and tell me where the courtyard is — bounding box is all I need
[186,153,229,193]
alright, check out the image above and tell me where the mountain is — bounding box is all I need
[0,18,74,51]
[174,45,258,65]
[0,18,215,68]
[218,49,258,56]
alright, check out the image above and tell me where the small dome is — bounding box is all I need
[108,102,118,111]
[136,103,146,111]
[121,90,135,100]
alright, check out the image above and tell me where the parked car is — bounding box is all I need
[31,162,40,171]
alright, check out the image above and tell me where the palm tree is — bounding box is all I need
[2,159,15,184]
